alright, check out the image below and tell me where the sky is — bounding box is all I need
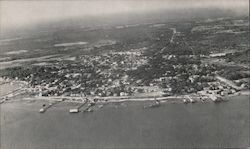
[0,0,249,30]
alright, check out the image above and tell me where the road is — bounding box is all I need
[170,28,177,43]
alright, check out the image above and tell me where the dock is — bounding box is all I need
[69,99,88,113]
[182,95,196,103]
[83,101,95,112]
[144,98,161,108]
[39,100,61,113]
[186,95,196,103]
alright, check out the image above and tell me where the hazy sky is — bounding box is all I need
[0,0,248,29]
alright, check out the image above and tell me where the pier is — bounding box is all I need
[69,99,88,113]
[39,100,62,113]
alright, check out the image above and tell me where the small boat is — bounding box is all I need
[83,107,93,112]
[98,105,104,109]
[39,108,45,113]
[213,97,223,103]
[183,99,189,104]
[190,98,196,103]
[86,109,93,112]
[69,108,79,113]
[144,100,160,108]
[185,95,196,103]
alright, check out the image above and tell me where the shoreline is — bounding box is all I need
[1,77,249,105]
[10,90,249,105]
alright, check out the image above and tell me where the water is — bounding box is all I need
[1,96,249,149]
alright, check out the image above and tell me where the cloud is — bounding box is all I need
[0,0,248,29]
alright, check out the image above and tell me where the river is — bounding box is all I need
[0,95,249,149]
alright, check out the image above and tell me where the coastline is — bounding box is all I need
[1,77,249,106]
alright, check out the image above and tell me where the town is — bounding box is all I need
[0,16,249,106]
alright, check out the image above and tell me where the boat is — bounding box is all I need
[185,95,196,103]
[85,109,93,112]
[144,100,160,108]
[183,99,189,104]
[69,108,79,113]
[39,108,45,113]
[98,105,104,108]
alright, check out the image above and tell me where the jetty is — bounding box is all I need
[39,100,61,113]
[69,99,88,113]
